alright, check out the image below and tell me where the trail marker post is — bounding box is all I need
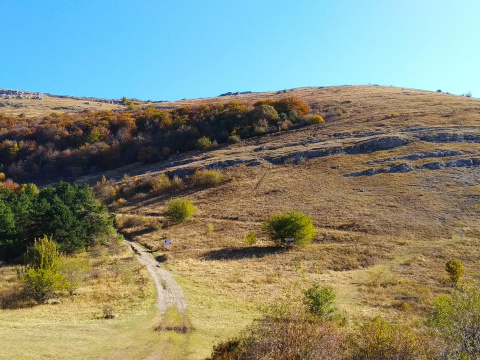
[284,238,294,248]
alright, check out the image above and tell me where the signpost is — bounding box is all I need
[284,238,294,248]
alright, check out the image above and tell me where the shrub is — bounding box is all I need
[23,268,65,303]
[152,173,172,191]
[279,119,293,130]
[262,211,316,247]
[253,104,279,124]
[196,136,212,149]
[138,173,172,193]
[303,284,336,319]
[192,169,224,187]
[428,282,480,358]
[227,134,242,144]
[445,259,465,287]
[25,235,59,271]
[205,223,214,235]
[309,115,324,124]
[165,198,196,223]
[348,318,441,360]
[273,97,311,116]
[23,236,65,302]
[207,299,345,360]
[58,257,90,295]
[170,175,184,189]
[244,231,257,246]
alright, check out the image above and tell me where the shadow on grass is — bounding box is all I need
[202,246,283,261]
[119,227,152,238]
[155,254,169,263]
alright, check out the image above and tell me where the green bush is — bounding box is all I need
[244,231,257,246]
[445,258,465,287]
[303,284,336,318]
[165,198,196,223]
[205,223,214,235]
[349,318,440,360]
[428,282,480,358]
[253,104,279,124]
[23,268,65,303]
[58,256,90,296]
[196,136,212,149]
[262,211,316,246]
[309,115,324,124]
[192,169,224,187]
[207,298,345,360]
[227,134,242,144]
[23,236,65,302]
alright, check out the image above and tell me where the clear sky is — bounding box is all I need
[1,1,479,101]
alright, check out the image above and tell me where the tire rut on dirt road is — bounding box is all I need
[128,240,187,314]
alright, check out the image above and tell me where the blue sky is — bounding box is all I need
[1,1,479,100]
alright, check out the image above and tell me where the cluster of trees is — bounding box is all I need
[0,97,321,184]
[0,182,114,261]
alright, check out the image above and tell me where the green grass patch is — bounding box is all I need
[172,275,259,360]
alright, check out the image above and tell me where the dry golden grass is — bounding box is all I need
[112,86,480,329]
[0,242,165,359]
[0,94,123,117]
[0,239,257,359]
[2,85,480,358]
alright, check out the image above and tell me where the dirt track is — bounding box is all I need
[128,240,187,314]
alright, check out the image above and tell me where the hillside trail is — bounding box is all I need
[127,240,187,314]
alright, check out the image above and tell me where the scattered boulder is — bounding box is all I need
[253,146,266,152]
[346,137,409,154]
[420,133,464,142]
[293,154,305,163]
[246,160,262,167]
[345,163,413,177]
[403,150,462,161]
[446,158,474,168]
[419,162,445,170]
[344,168,379,177]
[386,163,414,173]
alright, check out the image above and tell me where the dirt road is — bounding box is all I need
[128,241,187,314]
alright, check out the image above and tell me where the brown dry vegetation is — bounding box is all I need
[0,93,124,117]
[114,86,480,327]
[0,241,167,359]
[2,85,480,358]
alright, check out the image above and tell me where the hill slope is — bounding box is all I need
[2,85,480,358]
[111,86,480,324]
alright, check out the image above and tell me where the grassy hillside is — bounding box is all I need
[0,89,125,117]
[113,85,480,323]
[1,85,480,359]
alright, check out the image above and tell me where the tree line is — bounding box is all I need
[0,97,321,184]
